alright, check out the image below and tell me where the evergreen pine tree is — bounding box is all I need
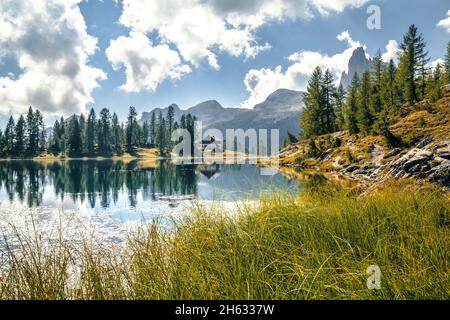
[98,108,111,153]
[357,71,373,135]
[301,66,325,138]
[50,120,61,153]
[150,112,156,146]
[126,106,138,152]
[400,25,429,102]
[26,106,39,156]
[79,114,86,153]
[381,59,401,115]
[87,109,96,154]
[14,115,26,156]
[59,117,66,154]
[142,122,150,147]
[156,111,166,153]
[373,110,401,148]
[333,83,346,131]
[322,69,336,132]
[4,116,15,154]
[68,117,82,156]
[345,73,360,135]
[371,50,383,114]
[35,110,46,152]
[167,105,175,133]
[430,63,443,102]
[111,113,122,153]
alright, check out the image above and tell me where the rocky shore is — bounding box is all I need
[340,137,450,187]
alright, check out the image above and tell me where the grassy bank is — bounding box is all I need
[0,148,161,161]
[0,181,448,300]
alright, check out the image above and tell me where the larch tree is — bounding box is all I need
[345,73,360,135]
[301,66,325,138]
[322,69,336,133]
[14,115,26,156]
[357,71,373,135]
[87,108,96,154]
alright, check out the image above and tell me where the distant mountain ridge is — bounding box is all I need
[139,89,305,145]
[138,46,373,146]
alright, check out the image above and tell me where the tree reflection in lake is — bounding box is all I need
[0,160,199,209]
[0,160,298,210]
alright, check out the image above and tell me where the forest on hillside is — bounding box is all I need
[300,25,450,149]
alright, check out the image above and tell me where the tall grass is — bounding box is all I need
[0,181,449,300]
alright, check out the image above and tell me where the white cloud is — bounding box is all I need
[118,0,272,69]
[309,0,371,16]
[381,40,401,64]
[241,30,364,108]
[437,10,450,33]
[106,32,191,92]
[110,0,369,92]
[430,58,445,71]
[0,0,106,117]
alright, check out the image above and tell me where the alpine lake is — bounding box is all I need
[0,159,306,247]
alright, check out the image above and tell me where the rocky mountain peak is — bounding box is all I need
[340,46,373,89]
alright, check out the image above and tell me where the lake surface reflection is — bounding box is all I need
[0,160,299,243]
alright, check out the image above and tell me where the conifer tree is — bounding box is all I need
[68,117,82,156]
[373,110,400,148]
[156,111,166,153]
[35,110,46,152]
[357,71,373,135]
[370,50,383,114]
[150,112,156,146]
[400,25,429,102]
[167,105,175,133]
[345,73,359,135]
[14,115,26,156]
[59,116,66,154]
[395,53,408,105]
[26,106,39,156]
[301,66,325,138]
[126,106,138,152]
[142,122,150,147]
[79,113,86,153]
[333,84,346,131]
[430,63,443,102]
[98,108,111,153]
[322,69,336,132]
[4,116,15,154]
[111,113,122,153]
[50,120,61,153]
[381,59,400,115]
[87,108,96,154]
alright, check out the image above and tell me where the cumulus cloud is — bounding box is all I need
[0,0,106,117]
[310,0,371,16]
[117,0,272,69]
[241,30,364,108]
[437,10,450,33]
[430,58,445,71]
[106,32,191,92]
[381,40,401,64]
[109,0,369,92]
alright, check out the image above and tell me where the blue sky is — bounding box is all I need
[0,0,449,125]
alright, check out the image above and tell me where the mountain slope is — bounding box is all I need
[276,88,450,187]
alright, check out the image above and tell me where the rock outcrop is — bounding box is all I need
[335,138,450,187]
